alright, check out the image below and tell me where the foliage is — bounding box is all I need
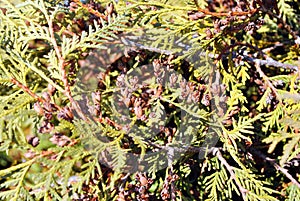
[0,0,300,200]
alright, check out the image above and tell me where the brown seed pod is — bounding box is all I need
[205,28,213,39]
[42,92,51,102]
[0,8,7,15]
[139,175,148,186]
[33,102,44,115]
[188,12,205,20]
[47,84,56,96]
[201,94,210,106]
[50,133,71,147]
[134,106,143,119]
[24,150,36,159]
[39,121,54,133]
[57,107,74,122]
[153,59,161,73]
[27,136,40,147]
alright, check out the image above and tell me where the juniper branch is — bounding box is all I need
[262,8,299,41]
[249,56,299,72]
[254,62,282,102]
[215,149,248,201]
[10,78,44,103]
[119,36,299,72]
[128,0,258,17]
[46,10,88,121]
[249,147,300,189]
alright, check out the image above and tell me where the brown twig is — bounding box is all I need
[214,41,298,72]
[249,147,300,189]
[251,57,298,72]
[192,0,258,17]
[10,78,45,103]
[10,77,63,111]
[215,42,264,62]
[100,116,123,130]
[215,149,248,200]
[128,0,257,17]
[254,62,282,102]
[198,7,258,17]
[166,147,176,201]
[120,36,299,72]
[263,9,299,41]
[73,0,107,21]
[47,13,88,121]
[68,139,79,147]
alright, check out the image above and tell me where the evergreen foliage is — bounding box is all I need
[0,0,299,200]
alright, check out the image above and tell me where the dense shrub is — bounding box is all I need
[0,0,299,200]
